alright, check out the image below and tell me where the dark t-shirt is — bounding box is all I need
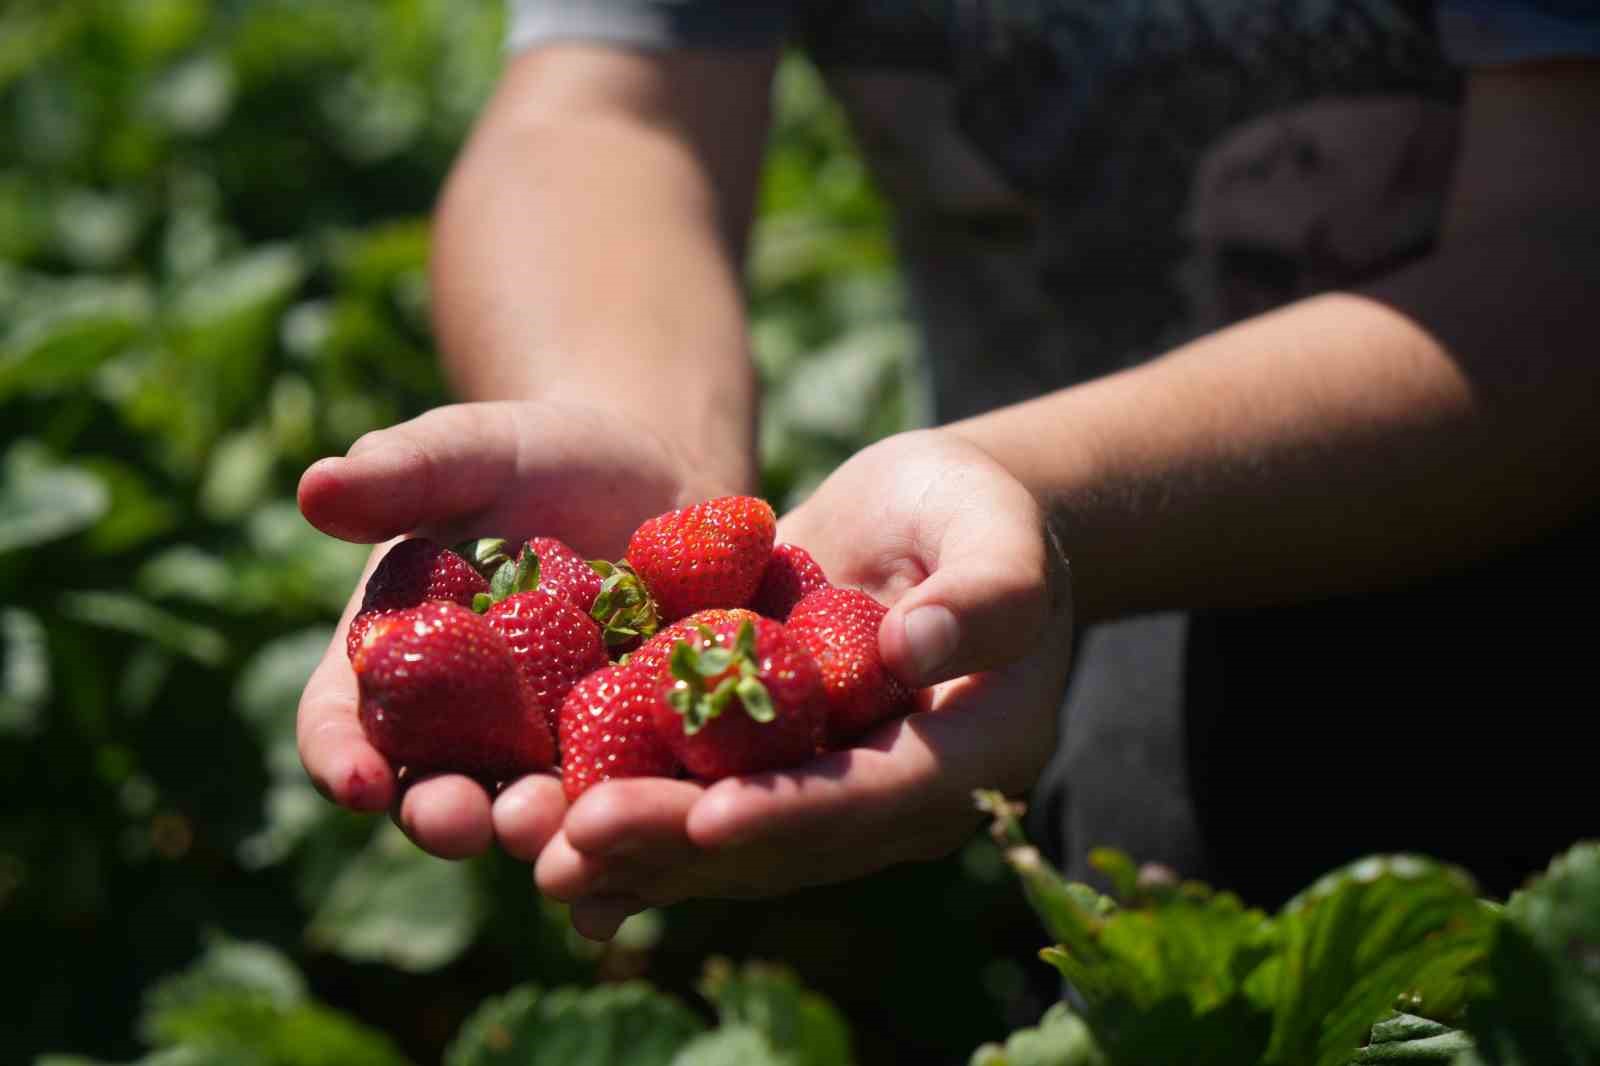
[509,0,1599,902]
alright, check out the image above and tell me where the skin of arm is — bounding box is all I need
[429,43,779,493]
[947,61,1600,625]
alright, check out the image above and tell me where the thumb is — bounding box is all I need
[297,404,517,543]
[877,497,1071,688]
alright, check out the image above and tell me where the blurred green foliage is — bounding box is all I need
[1,2,1036,1062]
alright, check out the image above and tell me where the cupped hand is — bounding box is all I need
[295,399,745,863]
[535,429,1074,939]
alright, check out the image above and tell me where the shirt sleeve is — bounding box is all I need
[1436,1,1600,65]
[507,0,794,53]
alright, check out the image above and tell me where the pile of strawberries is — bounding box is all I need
[348,496,915,799]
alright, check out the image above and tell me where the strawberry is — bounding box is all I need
[346,538,489,659]
[651,617,825,781]
[558,663,679,800]
[470,544,610,737]
[625,495,776,622]
[482,589,609,738]
[354,601,554,778]
[523,536,604,613]
[785,587,913,748]
[751,543,831,620]
[624,608,761,682]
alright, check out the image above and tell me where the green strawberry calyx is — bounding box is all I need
[453,537,511,579]
[667,621,775,735]
[471,546,541,612]
[589,559,660,648]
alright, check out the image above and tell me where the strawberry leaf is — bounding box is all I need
[453,537,509,578]
[446,983,703,1066]
[1469,842,1600,1066]
[589,560,659,648]
[735,677,775,723]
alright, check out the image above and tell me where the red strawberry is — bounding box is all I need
[625,608,761,682]
[524,536,604,613]
[354,601,554,778]
[785,587,913,748]
[625,495,776,622]
[482,589,610,738]
[751,543,831,620]
[558,663,679,800]
[651,617,825,781]
[346,539,489,659]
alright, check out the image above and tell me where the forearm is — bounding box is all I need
[951,62,1600,625]
[430,46,775,492]
[952,261,1597,623]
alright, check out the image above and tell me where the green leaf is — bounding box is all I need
[0,443,110,554]
[132,939,407,1066]
[1,607,50,735]
[697,959,854,1066]
[968,1003,1108,1066]
[142,936,308,1019]
[454,537,509,578]
[446,983,704,1066]
[59,590,228,667]
[1268,856,1495,1066]
[1470,842,1600,1066]
[305,821,483,973]
[1347,1014,1478,1064]
[198,426,277,522]
[0,279,152,400]
[669,1028,791,1066]
[736,676,776,723]
[139,546,233,609]
[233,628,335,868]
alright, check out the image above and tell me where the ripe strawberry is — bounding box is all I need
[624,608,761,682]
[523,536,604,613]
[346,539,489,659]
[651,617,825,781]
[354,601,554,778]
[785,587,913,748]
[626,495,776,622]
[482,589,609,738]
[558,663,679,800]
[751,543,831,620]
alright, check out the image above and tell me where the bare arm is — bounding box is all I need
[430,44,778,492]
[951,62,1600,624]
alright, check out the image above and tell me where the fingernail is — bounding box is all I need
[904,605,959,681]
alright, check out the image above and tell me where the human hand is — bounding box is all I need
[294,399,746,862]
[534,429,1073,938]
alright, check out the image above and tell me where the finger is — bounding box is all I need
[879,475,1058,686]
[296,632,394,812]
[563,778,706,862]
[395,774,495,859]
[570,896,646,942]
[685,722,947,852]
[492,774,568,862]
[297,404,519,543]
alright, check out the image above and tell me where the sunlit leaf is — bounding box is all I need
[0,443,110,554]
[306,822,483,973]
[446,983,704,1066]
[1,607,50,735]
[668,1028,790,1066]
[697,959,854,1066]
[0,279,152,400]
[969,1003,1108,1066]
[58,590,227,667]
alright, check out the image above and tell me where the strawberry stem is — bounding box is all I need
[667,621,773,734]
